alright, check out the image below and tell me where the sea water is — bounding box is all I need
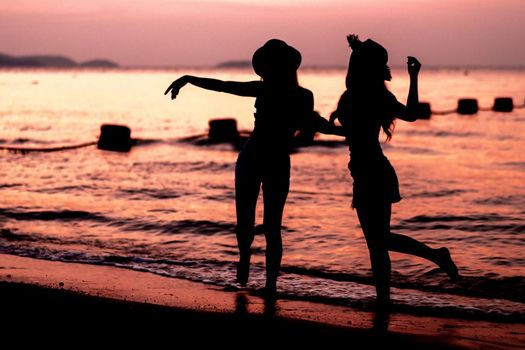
[0,67,524,321]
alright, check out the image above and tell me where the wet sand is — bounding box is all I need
[0,253,523,348]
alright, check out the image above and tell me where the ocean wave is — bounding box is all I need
[112,219,289,236]
[474,194,525,207]
[32,184,101,195]
[481,256,525,267]
[399,129,482,138]
[203,193,235,202]
[131,160,233,173]
[401,213,519,223]
[0,208,284,237]
[0,183,23,189]
[393,213,525,234]
[0,208,111,222]
[410,189,468,198]
[384,144,438,155]
[1,227,524,306]
[281,265,525,304]
[201,183,235,201]
[117,187,191,200]
[111,218,237,235]
[0,245,523,322]
[496,161,525,171]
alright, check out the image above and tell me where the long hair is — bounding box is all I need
[346,35,395,141]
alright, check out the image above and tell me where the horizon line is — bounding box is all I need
[2,64,524,70]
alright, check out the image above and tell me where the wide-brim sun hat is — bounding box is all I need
[252,39,302,77]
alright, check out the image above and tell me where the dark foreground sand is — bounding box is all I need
[1,254,523,348]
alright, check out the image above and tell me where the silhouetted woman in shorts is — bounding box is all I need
[329,35,459,307]
[166,39,341,296]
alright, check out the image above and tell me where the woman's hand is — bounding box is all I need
[407,56,421,78]
[346,34,360,49]
[164,76,188,100]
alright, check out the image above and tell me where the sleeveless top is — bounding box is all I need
[337,89,402,207]
[241,85,312,160]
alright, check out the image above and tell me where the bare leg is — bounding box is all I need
[235,161,261,285]
[356,200,459,304]
[356,202,392,306]
[261,164,290,294]
[388,231,436,259]
[388,232,459,279]
[385,201,459,279]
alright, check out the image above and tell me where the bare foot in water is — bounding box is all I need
[236,253,251,286]
[437,247,460,280]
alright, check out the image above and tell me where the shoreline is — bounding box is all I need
[1,253,523,348]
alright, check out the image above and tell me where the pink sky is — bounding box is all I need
[1,0,524,67]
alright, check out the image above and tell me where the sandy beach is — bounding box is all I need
[1,253,523,348]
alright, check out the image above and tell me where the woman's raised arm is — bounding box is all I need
[395,56,421,122]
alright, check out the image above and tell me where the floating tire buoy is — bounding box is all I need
[97,124,132,152]
[208,118,240,143]
[457,99,478,115]
[417,102,432,119]
[492,97,513,112]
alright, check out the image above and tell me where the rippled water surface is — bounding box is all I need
[1,67,524,321]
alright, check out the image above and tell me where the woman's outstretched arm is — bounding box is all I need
[300,90,345,136]
[394,56,421,122]
[312,111,346,136]
[165,75,261,100]
[329,90,351,125]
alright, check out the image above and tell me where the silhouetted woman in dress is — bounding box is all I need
[165,39,340,295]
[329,35,459,306]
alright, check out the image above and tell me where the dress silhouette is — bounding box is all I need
[329,35,459,307]
[165,39,341,296]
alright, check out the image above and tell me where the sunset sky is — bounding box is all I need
[1,0,524,67]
